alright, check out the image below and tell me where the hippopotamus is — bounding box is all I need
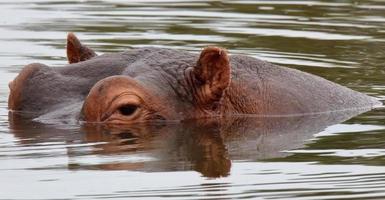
[8,33,381,124]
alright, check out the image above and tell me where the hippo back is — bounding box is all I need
[222,55,381,115]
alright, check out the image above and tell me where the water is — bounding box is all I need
[1,0,385,199]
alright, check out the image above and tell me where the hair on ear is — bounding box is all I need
[192,46,231,108]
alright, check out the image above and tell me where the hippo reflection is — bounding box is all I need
[8,33,381,124]
[9,108,367,177]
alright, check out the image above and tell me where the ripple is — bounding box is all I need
[0,0,384,200]
[230,1,352,7]
[315,124,385,137]
[4,162,385,200]
[206,27,371,41]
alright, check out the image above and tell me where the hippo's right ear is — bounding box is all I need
[66,33,97,64]
[190,46,230,110]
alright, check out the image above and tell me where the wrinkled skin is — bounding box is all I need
[8,33,381,124]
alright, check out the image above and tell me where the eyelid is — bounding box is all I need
[101,93,143,121]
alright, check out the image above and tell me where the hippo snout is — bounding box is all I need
[8,63,49,111]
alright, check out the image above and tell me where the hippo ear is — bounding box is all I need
[66,33,97,64]
[191,46,230,108]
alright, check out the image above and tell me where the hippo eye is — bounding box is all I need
[118,104,138,116]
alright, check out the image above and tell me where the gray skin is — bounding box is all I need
[8,34,381,124]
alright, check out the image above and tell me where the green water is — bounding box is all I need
[0,1,384,199]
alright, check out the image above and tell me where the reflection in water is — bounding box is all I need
[9,108,370,178]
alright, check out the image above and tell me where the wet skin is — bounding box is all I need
[8,33,381,124]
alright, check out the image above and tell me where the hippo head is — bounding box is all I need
[8,33,232,124]
[8,33,380,125]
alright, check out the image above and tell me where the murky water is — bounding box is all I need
[1,0,385,199]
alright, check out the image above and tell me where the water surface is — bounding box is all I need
[0,0,385,199]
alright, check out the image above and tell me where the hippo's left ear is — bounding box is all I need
[190,46,230,109]
[66,33,97,64]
